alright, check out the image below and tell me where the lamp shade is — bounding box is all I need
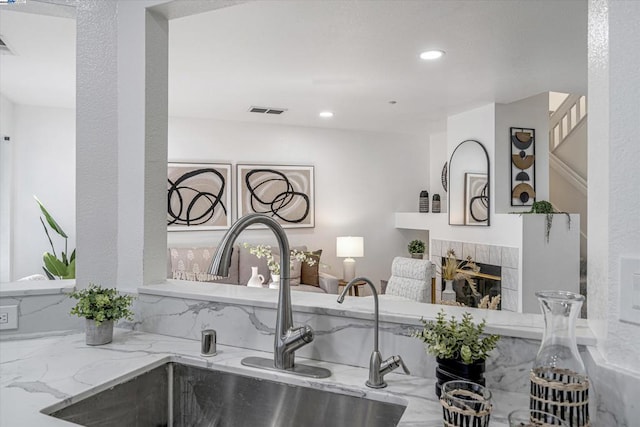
[336,236,364,258]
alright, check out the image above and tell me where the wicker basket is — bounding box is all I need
[530,368,590,427]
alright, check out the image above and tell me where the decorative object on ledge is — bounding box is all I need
[510,127,536,206]
[408,239,426,259]
[442,279,456,301]
[440,380,492,427]
[237,164,314,228]
[419,190,429,213]
[432,194,441,213]
[69,284,135,346]
[413,310,500,397]
[246,266,265,288]
[167,162,232,231]
[519,200,571,243]
[531,291,589,427]
[35,196,76,279]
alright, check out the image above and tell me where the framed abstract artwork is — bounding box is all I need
[510,127,536,206]
[464,172,489,225]
[167,162,232,231]
[237,164,314,228]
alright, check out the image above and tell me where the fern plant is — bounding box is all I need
[413,310,500,364]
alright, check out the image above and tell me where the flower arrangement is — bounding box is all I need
[69,284,135,325]
[439,249,480,283]
[242,243,316,275]
[413,310,500,364]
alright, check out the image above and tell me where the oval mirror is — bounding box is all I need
[448,140,490,226]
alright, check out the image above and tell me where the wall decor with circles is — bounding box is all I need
[510,127,536,206]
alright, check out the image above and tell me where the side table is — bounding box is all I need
[338,279,367,296]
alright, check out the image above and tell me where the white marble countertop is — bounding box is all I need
[140,280,596,345]
[0,329,528,426]
[0,279,75,297]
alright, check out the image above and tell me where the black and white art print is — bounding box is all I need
[464,172,489,225]
[237,164,314,228]
[167,162,232,231]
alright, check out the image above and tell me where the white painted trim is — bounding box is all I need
[549,152,588,196]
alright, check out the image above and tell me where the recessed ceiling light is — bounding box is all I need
[319,111,334,118]
[419,50,445,60]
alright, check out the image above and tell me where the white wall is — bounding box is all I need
[168,117,429,287]
[588,0,640,374]
[0,95,14,282]
[429,132,447,212]
[495,92,550,213]
[10,105,75,280]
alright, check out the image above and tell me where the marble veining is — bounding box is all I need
[130,290,578,392]
[0,330,529,426]
[0,293,82,337]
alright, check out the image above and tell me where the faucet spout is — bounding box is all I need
[337,277,409,388]
[211,214,330,378]
[338,277,379,352]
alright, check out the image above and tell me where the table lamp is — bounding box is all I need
[336,236,364,282]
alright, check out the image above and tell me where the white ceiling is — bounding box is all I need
[1,0,587,137]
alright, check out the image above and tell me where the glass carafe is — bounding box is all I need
[530,291,589,427]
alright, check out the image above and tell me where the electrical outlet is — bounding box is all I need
[620,257,640,325]
[0,306,18,330]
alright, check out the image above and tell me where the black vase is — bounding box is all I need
[435,357,486,397]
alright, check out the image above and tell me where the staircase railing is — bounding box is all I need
[549,94,587,152]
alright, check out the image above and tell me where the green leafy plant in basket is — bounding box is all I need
[413,310,500,364]
[35,196,75,279]
[69,284,135,325]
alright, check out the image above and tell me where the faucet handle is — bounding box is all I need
[380,355,411,377]
[395,355,410,375]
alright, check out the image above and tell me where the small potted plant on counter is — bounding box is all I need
[413,310,500,397]
[408,239,426,259]
[69,284,135,345]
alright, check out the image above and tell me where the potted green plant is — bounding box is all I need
[35,196,76,279]
[69,284,135,345]
[518,200,571,243]
[413,310,500,397]
[408,239,426,259]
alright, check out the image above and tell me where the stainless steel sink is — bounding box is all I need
[45,361,407,427]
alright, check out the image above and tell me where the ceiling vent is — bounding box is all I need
[249,106,287,115]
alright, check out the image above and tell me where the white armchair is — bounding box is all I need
[385,257,434,303]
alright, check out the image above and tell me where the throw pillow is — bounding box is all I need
[300,249,322,287]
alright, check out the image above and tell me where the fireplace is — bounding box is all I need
[442,259,502,309]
